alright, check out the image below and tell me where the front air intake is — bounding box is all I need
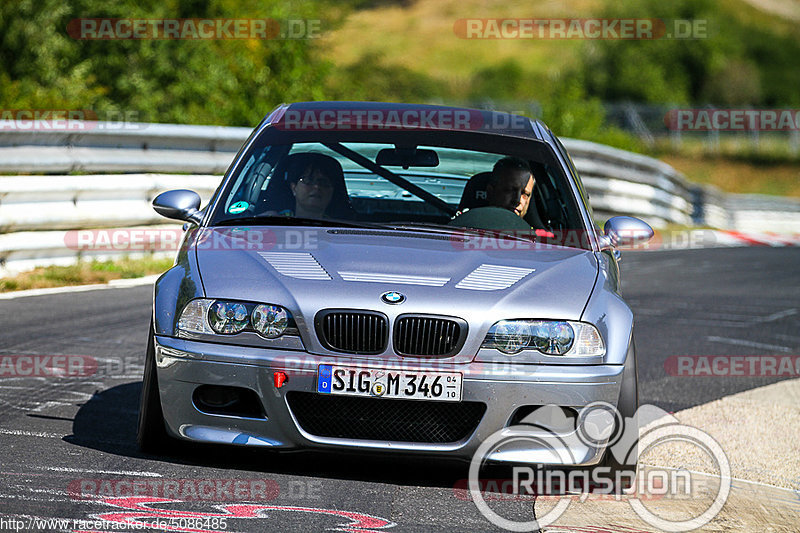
[316,310,389,355]
[394,315,466,357]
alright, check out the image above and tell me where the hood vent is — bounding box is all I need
[257,252,331,280]
[339,271,450,286]
[455,264,535,291]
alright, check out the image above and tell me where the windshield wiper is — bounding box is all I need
[383,222,536,242]
[215,216,375,228]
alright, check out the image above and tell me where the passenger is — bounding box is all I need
[485,156,535,218]
[281,153,355,219]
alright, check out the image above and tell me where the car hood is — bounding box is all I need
[195,227,598,358]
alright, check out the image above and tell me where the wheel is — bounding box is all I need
[137,320,171,453]
[597,337,639,493]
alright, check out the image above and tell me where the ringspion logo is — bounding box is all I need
[468,403,731,531]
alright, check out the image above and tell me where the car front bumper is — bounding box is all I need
[154,335,625,465]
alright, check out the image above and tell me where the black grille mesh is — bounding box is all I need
[394,316,462,356]
[287,392,486,443]
[318,311,388,354]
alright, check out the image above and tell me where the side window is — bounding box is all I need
[224,155,256,210]
[218,145,286,218]
[553,136,593,219]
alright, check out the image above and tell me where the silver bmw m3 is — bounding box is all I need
[138,101,653,477]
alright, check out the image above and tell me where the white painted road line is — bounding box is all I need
[0,428,63,438]
[36,466,162,477]
[757,308,798,323]
[706,335,794,352]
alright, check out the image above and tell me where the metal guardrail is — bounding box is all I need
[726,193,800,234]
[0,174,219,232]
[564,139,694,227]
[1,122,798,276]
[0,122,251,174]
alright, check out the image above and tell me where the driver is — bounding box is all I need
[485,156,534,218]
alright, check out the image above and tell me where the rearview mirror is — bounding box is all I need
[153,189,203,224]
[601,216,654,249]
[376,148,439,169]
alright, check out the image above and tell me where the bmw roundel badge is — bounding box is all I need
[381,291,405,304]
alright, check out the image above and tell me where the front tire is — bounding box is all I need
[137,321,171,453]
[598,337,639,493]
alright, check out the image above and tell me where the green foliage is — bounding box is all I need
[540,79,644,152]
[458,59,640,151]
[467,60,535,102]
[574,0,800,106]
[327,52,445,102]
[0,0,334,126]
[1,0,797,142]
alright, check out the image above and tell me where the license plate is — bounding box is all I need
[316,365,462,402]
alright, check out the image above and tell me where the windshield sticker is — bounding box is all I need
[228,201,249,214]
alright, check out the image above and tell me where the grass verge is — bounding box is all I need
[0,256,173,293]
[660,155,800,197]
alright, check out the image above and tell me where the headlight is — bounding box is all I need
[209,301,249,334]
[176,298,297,339]
[529,321,574,355]
[482,320,604,356]
[490,320,532,354]
[252,304,289,338]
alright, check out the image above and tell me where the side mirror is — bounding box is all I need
[601,216,654,249]
[153,189,203,224]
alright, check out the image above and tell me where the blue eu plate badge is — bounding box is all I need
[317,364,332,394]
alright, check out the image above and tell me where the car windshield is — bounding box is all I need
[209,136,589,249]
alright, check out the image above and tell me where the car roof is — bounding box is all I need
[262,101,549,141]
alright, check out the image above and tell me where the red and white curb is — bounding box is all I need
[631,229,800,251]
[710,230,800,247]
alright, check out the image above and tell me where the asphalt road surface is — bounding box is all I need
[0,247,797,532]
